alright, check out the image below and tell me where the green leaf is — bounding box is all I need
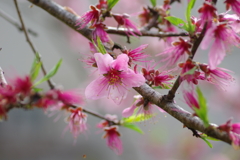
[97,37,107,54]
[122,123,144,134]
[107,0,120,10]
[122,113,154,123]
[185,0,196,33]
[201,136,213,148]
[201,134,220,141]
[181,66,197,76]
[30,52,42,81]
[34,59,62,86]
[194,86,209,127]
[150,0,157,7]
[33,87,43,92]
[92,37,107,54]
[164,16,189,31]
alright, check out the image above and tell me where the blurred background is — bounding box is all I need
[0,0,240,160]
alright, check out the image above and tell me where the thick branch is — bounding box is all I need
[27,0,232,145]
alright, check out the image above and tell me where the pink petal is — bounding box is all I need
[85,77,109,99]
[209,39,226,69]
[112,54,129,71]
[94,53,113,74]
[121,71,145,87]
[122,105,137,117]
[201,26,215,50]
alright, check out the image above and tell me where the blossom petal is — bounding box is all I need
[122,105,137,117]
[121,71,145,87]
[85,77,109,99]
[209,39,226,69]
[112,54,129,71]
[94,53,113,74]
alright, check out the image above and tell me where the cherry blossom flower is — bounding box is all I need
[183,89,200,110]
[122,95,165,118]
[218,13,240,33]
[138,7,151,27]
[157,38,192,68]
[122,44,149,65]
[85,53,145,104]
[97,114,118,129]
[198,2,217,26]
[65,108,87,139]
[12,75,32,95]
[225,0,240,16]
[76,6,100,29]
[113,13,141,36]
[179,59,202,85]
[218,119,240,149]
[103,126,123,155]
[0,104,7,120]
[92,23,110,44]
[199,64,234,89]
[201,23,240,69]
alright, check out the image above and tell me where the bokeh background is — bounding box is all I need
[0,0,240,160]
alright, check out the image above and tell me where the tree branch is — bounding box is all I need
[14,0,55,89]
[27,0,232,145]
[0,8,38,36]
[106,26,188,38]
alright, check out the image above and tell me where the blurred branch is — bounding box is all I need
[0,8,38,36]
[106,26,188,38]
[27,0,232,145]
[14,0,55,89]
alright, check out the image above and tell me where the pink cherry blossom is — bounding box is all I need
[122,95,165,118]
[199,64,234,89]
[113,13,142,36]
[225,0,240,16]
[85,53,145,104]
[92,23,110,44]
[103,126,123,155]
[183,89,200,110]
[122,44,149,65]
[198,2,217,26]
[157,38,192,68]
[201,23,240,69]
[65,108,87,139]
[76,6,100,29]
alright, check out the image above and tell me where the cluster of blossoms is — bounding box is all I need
[2,0,240,156]
[0,74,88,137]
[76,0,142,44]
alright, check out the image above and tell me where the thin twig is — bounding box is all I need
[0,8,38,36]
[166,23,208,101]
[13,0,55,89]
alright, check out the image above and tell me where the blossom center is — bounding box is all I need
[104,68,122,85]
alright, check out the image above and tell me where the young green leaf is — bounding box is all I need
[194,86,209,127]
[122,123,144,134]
[164,16,189,31]
[201,136,213,148]
[30,52,42,81]
[107,0,120,10]
[122,113,154,123]
[92,37,107,54]
[185,0,196,33]
[181,66,197,76]
[34,58,62,86]
[150,0,157,7]
[97,37,107,54]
